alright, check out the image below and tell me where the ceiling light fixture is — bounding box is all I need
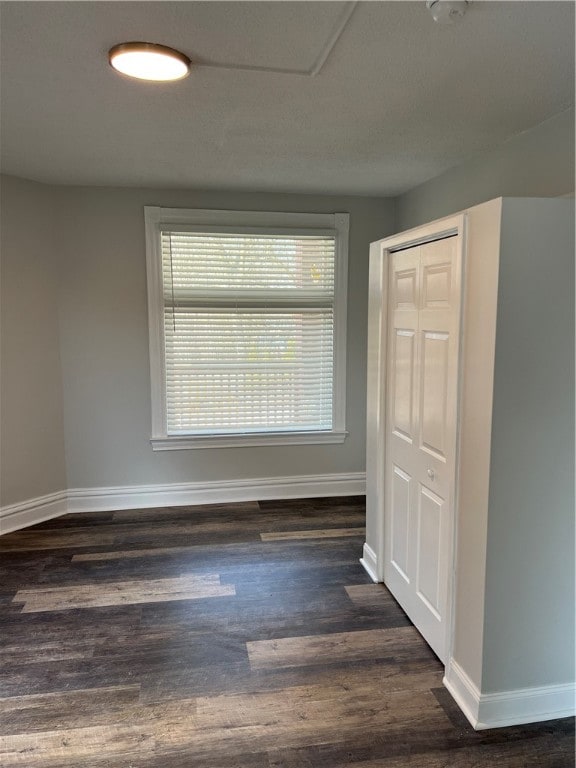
[108,42,191,82]
[426,0,468,25]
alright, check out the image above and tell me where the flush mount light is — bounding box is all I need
[109,42,191,81]
[426,0,468,24]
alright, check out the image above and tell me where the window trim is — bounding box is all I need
[144,207,349,450]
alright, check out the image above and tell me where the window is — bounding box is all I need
[145,207,349,449]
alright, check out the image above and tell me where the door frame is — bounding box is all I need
[365,212,466,665]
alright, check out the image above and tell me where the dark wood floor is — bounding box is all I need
[0,496,573,767]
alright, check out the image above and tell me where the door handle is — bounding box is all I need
[427,469,435,481]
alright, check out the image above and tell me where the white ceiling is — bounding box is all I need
[0,1,573,196]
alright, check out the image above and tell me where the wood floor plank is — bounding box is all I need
[13,571,220,597]
[247,627,431,670]
[0,684,141,735]
[72,545,203,562]
[0,605,143,650]
[0,722,156,766]
[345,583,399,608]
[0,531,116,552]
[12,573,235,612]
[260,527,365,541]
[0,639,96,664]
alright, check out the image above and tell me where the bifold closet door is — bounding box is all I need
[384,236,460,662]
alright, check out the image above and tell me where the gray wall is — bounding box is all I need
[396,108,575,230]
[56,187,394,489]
[482,198,575,692]
[0,175,67,506]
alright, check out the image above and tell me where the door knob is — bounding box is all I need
[427,469,435,480]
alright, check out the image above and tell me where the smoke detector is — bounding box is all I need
[427,0,469,24]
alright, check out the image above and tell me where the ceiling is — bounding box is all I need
[0,1,573,196]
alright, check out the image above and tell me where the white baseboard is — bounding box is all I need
[443,659,482,728]
[1,473,366,532]
[67,472,366,513]
[0,491,68,535]
[444,658,576,730]
[360,542,380,582]
[476,682,576,729]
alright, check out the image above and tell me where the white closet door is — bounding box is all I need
[384,236,460,662]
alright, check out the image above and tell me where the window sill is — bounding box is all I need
[150,430,348,451]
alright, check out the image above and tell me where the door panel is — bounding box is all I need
[394,267,418,308]
[391,465,411,582]
[422,262,451,308]
[416,485,444,617]
[392,330,415,441]
[384,236,460,663]
[420,331,449,460]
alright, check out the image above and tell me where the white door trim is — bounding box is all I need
[365,212,466,665]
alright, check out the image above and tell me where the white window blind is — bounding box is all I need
[161,231,337,436]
